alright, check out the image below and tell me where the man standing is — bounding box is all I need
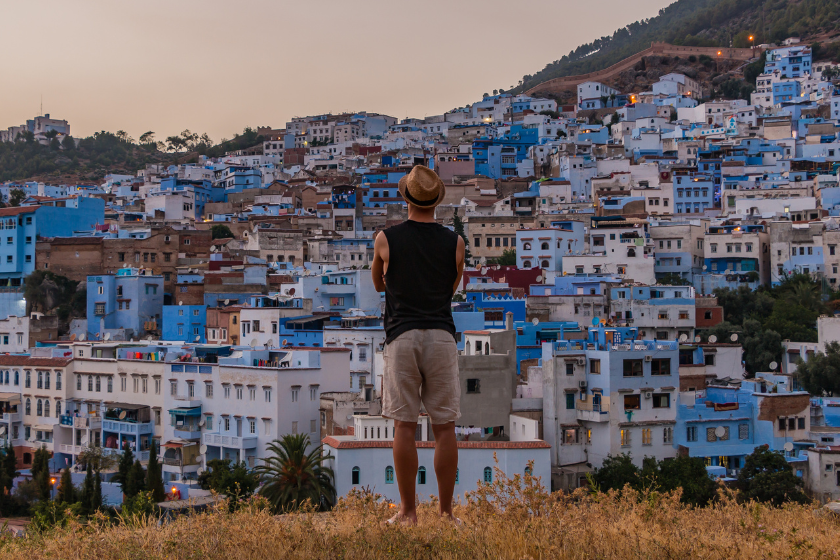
[372,165,465,525]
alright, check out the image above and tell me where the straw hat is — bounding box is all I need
[398,165,446,208]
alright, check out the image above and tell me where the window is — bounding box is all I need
[96,376,101,392]
[623,359,643,377]
[94,303,106,316]
[418,466,428,485]
[88,376,93,391]
[651,358,671,376]
[120,376,127,392]
[466,379,480,393]
[107,376,113,393]
[250,419,256,434]
[642,428,652,446]
[483,467,492,483]
[170,380,177,396]
[738,424,749,440]
[589,359,601,374]
[155,378,161,394]
[25,371,30,388]
[56,372,61,390]
[652,393,670,408]
[205,382,213,398]
[223,384,230,398]
[265,388,272,402]
[309,386,318,401]
[385,466,394,484]
[291,387,300,402]
[566,393,576,410]
[620,429,631,446]
[187,381,195,397]
[663,427,673,444]
[798,417,805,430]
[687,426,697,442]
[624,394,641,410]
[236,386,243,400]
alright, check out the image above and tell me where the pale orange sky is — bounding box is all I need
[0,0,673,142]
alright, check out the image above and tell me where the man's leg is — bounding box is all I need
[393,420,418,522]
[431,421,458,519]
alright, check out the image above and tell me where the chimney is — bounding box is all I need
[505,312,514,331]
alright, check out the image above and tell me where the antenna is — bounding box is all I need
[104,332,111,341]
[78,333,86,341]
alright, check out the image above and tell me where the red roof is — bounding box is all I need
[0,207,36,217]
[0,356,72,367]
[322,436,550,449]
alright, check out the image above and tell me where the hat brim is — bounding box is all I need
[398,175,446,208]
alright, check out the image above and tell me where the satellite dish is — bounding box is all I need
[784,442,794,452]
[536,275,543,283]
[702,265,708,271]
[79,333,86,341]
[289,287,295,295]
[282,339,288,346]
[714,426,726,438]
[196,467,205,475]
[200,444,208,455]
[730,333,738,342]
[250,338,259,347]
[194,336,200,342]
[480,267,487,275]
[531,318,539,326]
[769,361,778,371]
[198,418,205,427]
[104,332,111,341]
[179,301,183,306]
[80,436,88,445]
[196,454,206,463]
[709,335,718,343]
[679,334,688,342]
[118,410,127,420]
[224,299,230,305]
[70,334,77,342]
[0,426,6,436]
[591,317,600,327]
[694,336,701,343]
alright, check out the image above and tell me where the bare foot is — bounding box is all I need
[381,512,417,527]
[439,512,462,526]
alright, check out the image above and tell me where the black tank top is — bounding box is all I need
[383,220,458,344]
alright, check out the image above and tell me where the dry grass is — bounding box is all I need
[2,470,839,560]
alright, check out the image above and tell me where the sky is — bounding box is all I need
[0,0,674,143]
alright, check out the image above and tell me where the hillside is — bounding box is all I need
[3,489,838,560]
[513,0,840,94]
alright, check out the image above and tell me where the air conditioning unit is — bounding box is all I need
[644,355,653,362]
[576,357,585,366]
[579,380,588,389]
[644,392,652,399]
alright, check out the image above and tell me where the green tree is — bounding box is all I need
[210,224,234,240]
[495,248,517,266]
[60,135,75,150]
[56,468,76,504]
[795,341,840,396]
[256,434,335,512]
[198,459,259,503]
[126,460,146,499]
[2,443,17,492]
[736,445,808,506]
[657,455,717,506]
[114,447,134,494]
[741,320,782,377]
[590,454,641,492]
[146,440,165,503]
[657,273,689,286]
[31,447,51,501]
[92,469,102,512]
[452,211,472,263]
[79,462,94,514]
[8,188,25,207]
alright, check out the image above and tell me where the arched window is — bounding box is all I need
[484,342,490,355]
[25,371,30,388]
[36,399,42,417]
[45,371,50,390]
[277,255,284,262]
[541,242,549,250]
[288,256,295,265]
[525,466,532,476]
[483,467,493,483]
[465,341,471,355]
[418,466,427,485]
[523,260,532,268]
[14,371,18,385]
[455,468,459,484]
[25,398,30,415]
[37,371,43,389]
[3,371,7,384]
[56,399,61,417]
[267,255,273,262]
[44,400,50,418]
[385,466,394,484]
[628,248,636,257]
[351,466,360,485]
[557,240,562,249]
[523,242,532,250]
[541,260,550,268]
[56,372,62,390]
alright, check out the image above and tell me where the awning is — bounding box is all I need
[168,407,202,416]
[163,439,197,448]
[0,393,21,403]
[33,424,55,431]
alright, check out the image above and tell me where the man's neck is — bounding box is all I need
[407,206,436,223]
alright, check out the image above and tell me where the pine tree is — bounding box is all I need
[2,444,16,491]
[92,470,102,512]
[31,447,51,501]
[115,447,134,494]
[126,460,146,498]
[56,468,76,504]
[80,462,94,514]
[146,440,165,503]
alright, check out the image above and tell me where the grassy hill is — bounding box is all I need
[513,0,840,94]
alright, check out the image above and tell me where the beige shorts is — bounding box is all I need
[382,329,460,425]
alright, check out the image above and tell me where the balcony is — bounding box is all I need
[203,432,258,450]
[58,443,85,455]
[173,425,202,440]
[576,408,610,423]
[1,411,21,423]
[75,416,102,430]
[101,447,150,461]
[102,419,154,435]
[319,283,355,295]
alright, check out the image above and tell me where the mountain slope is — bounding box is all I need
[514,0,840,94]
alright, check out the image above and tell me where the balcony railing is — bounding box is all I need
[1,411,22,423]
[203,432,258,450]
[102,420,153,435]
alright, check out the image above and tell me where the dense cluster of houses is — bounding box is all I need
[0,40,839,504]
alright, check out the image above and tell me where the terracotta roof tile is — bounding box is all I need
[0,356,72,367]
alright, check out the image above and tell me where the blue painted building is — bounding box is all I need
[215,165,262,199]
[674,173,715,214]
[773,81,802,104]
[87,268,164,339]
[764,46,812,78]
[162,304,207,343]
[473,125,540,179]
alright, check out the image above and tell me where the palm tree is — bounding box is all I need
[255,434,336,512]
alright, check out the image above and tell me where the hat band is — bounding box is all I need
[404,188,438,207]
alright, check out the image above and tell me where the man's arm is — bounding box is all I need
[372,231,389,292]
[453,235,465,294]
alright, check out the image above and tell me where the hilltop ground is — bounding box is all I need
[2,487,839,560]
